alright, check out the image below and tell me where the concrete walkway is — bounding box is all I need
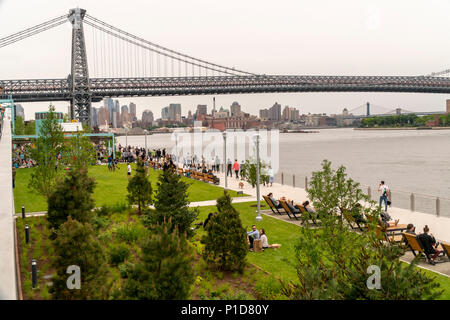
[0,118,18,300]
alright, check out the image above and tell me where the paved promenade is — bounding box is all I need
[0,118,18,300]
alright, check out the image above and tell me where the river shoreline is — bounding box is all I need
[354,126,450,130]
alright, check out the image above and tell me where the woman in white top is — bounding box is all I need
[259,229,271,249]
[127,163,132,176]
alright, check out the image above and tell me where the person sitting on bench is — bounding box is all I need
[405,223,416,235]
[380,211,399,228]
[267,193,283,209]
[351,203,366,224]
[302,201,317,215]
[286,201,301,214]
[417,225,443,264]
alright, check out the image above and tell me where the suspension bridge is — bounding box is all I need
[1,8,450,123]
[346,103,445,118]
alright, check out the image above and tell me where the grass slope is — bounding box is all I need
[14,164,242,213]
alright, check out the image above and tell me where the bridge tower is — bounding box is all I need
[366,102,370,116]
[68,8,91,124]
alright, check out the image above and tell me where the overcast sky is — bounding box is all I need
[1,0,450,120]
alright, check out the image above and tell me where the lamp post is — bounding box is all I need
[253,133,262,222]
[144,129,147,154]
[222,131,227,190]
[174,132,178,169]
[125,128,128,148]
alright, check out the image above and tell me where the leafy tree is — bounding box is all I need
[202,191,248,272]
[239,157,269,188]
[123,220,195,299]
[50,217,110,299]
[65,132,97,169]
[28,106,65,199]
[281,160,442,300]
[144,168,197,237]
[127,160,153,214]
[14,116,25,135]
[47,168,96,234]
[24,120,36,135]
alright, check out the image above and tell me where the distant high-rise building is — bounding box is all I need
[142,110,154,125]
[168,103,181,122]
[268,102,281,121]
[161,106,169,120]
[129,102,137,121]
[446,99,450,114]
[187,110,193,120]
[259,109,269,119]
[196,104,207,116]
[91,107,98,127]
[121,105,130,127]
[230,101,241,117]
[103,98,114,125]
[97,107,110,128]
[14,104,25,119]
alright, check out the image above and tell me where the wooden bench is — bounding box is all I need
[263,195,284,216]
[401,232,445,264]
[279,200,300,220]
[296,204,319,226]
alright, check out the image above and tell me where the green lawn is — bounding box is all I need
[14,164,243,213]
[195,201,450,299]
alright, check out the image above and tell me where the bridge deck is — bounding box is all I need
[0,118,18,300]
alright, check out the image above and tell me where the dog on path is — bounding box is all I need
[238,182,244,189]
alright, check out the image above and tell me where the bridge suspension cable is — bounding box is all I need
[0,14,68,49]
[83,14,255,77]
[423,68,450,77]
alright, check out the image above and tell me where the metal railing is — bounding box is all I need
[273,171,449,218]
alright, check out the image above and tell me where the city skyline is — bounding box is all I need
[2,0,450,120]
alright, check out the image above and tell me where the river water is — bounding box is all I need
[117,128,450,216]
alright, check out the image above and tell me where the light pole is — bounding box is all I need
[175,132,178,169]
[125,128,128,148]
[253,133,262,222]
[144,129,147,154]
[222,131,227,190]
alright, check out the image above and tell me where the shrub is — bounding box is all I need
[109,244,131,265]
[123,220,195,300]
[50,217,110,299]
[202,191,248,272]
[114,223,147,243]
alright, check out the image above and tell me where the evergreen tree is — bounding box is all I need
[127,160,152,214]
[51,217,110,299]
[202,191,248,271]
[145,168,197,237]
[28,105,65,199]
[123,220,195,299]
[47,168,96,234]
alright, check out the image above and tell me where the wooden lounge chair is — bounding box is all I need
[340,208,366,231]
[402,232,445,264]
[441,242,450,261]
[279,200,300,220]
[262,195,285,216]
[296,204,319,226]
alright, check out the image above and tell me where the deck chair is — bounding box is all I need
[262,195,284,216]
[441,242,450,261]
[279,200,300,220]
[340,208,366,231]
[402,233,444,264]
[296,204,319,226]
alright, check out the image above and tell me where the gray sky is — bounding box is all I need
[1,0,450,120]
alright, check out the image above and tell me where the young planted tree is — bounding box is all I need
[127,160,152,214]
[47,168,96,234]
[145,168,197,237]
[28,106,65,199]
[281,160,442,300]
[239,157,269,188]
[202,191,248,272]
[51,217,110,300]
[123,220,195,300]
[65,132,97,169]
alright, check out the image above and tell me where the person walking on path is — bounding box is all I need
[227,158,233,177]
[233,159,240,179]
[215,155,220,173]
[268,166,274,187]
[378,180,389,212]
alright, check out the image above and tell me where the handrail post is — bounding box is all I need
[305,177,308,190]
[410,193,415,212]
[367,186,371,200]
[436,197,440,217]
[281,172,284,185]
[293,174,295,188]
